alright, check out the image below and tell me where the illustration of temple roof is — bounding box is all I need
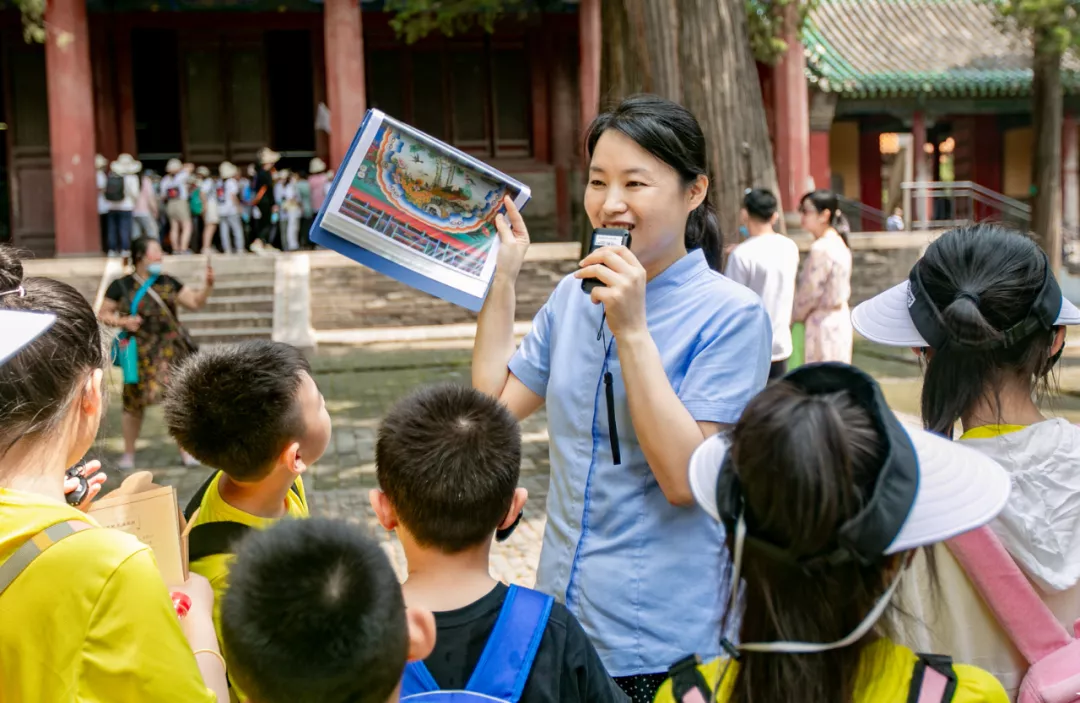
[803,0,1080,98]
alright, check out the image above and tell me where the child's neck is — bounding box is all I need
[217,470,294,519]
[400,537,499,612]
[746,221,774,238]
[961,376,1047,432]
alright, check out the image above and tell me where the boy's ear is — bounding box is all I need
[405,606,437,662]
[369,489,398,531]
[498,488,529,531]
[280,442,306,477]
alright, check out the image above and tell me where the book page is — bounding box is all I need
[89,485,187,587]
[323,111,531,299]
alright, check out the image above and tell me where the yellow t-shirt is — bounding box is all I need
[959,425,1025,440]
[0,488,215,703]
[187,472,309,702]
[653,639,1009,703]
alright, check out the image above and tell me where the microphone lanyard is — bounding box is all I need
[597,312,621,465]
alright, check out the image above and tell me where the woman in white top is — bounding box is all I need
[852,223,1080,699]
[161,159,192,254]
[196,166,219,253]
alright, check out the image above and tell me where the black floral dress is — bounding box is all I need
[105,274,192,414]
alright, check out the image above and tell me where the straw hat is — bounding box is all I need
[110,153,142,176]
[95,154,108,171]
[166,158,183,175]
[258,147,281,166]
[220,161,238,179]
[195,165,211,178]
[309,157,327,175]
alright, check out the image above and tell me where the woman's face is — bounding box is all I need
[799,200,831,238]
[584,130,705,271]
[142,241,164,266]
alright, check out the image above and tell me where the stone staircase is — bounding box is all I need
[159,254,276,345]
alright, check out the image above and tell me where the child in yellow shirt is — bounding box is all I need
[164,340,332,699]
[654,364,1011,703]
[0,253,226,702]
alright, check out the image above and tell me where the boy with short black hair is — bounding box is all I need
[371,384,628,703]
[221,517,436,703]
[165,340,333,700]
[725,187,800,380]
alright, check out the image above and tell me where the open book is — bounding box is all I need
[310,110,532,311]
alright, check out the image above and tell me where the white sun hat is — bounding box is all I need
[688,363,1010,558]
[110,153,142,176]
[0,309,57,365]
[851,241,1080,349]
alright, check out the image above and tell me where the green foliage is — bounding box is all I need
[992,0,1080,53]
[746,0,820,65]
[3,0,45,43]
[387,0,527,44]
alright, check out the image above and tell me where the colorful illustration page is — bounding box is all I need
[321,111,530,300]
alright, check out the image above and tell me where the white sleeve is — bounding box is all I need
[724,250,751,286]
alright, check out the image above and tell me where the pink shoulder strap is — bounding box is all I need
[916,666,949,703]
[947,526,1072,664]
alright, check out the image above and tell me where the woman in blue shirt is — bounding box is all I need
[472,95,772,702]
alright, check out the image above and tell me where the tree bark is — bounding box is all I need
[599,0,782,249]
[1032,38,1063,272]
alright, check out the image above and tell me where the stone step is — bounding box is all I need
[207,280,275,297]
[200,294,275,315]
[179,311,274,329]
[188,326,274,343]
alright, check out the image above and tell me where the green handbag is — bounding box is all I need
[110,274,157,385]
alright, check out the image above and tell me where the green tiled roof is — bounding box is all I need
[804,0,1080,98]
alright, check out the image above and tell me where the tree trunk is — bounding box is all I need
[1032,39,1063,272]
[599,0,781,250]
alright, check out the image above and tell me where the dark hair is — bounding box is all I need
[916,225,1058,436]
[585,94,722,270]
[801,189,851,246]
[726,381,899,703]
[0,247,106,462]
[743,188,778,222]
[164,341,312,481]
[221,518,409,703]
[130,236,158,267]
[376,384,521,553]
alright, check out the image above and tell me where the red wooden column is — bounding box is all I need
[772,8,811,214]
[45,0,99,255]
[1063,113,1078,232]
[324,0,366,169]
[858,129,883,217]
[578,0,601,136]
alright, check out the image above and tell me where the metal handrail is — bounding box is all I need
[901,181,1031,214]
[838,196,888,228]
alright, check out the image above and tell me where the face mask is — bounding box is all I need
[738,225,750,239]
[147,263,163,276]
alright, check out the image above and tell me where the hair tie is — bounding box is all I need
[0,286,25,298]
[955,291,980,307]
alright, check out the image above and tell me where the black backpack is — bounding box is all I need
[105,173,125,202]
[183,472,302,562]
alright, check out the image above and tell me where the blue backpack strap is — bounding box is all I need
[130,273,159,316]
[401,661,441,697]
[466,585,554,702]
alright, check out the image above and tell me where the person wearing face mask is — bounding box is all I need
[471,95,772,702]
[99,237,214,470]
[0,248,228,703]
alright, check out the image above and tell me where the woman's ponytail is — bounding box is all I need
[686,195,723,271]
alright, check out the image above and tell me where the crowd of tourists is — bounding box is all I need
[95,148,333,258]
[3,94,1079,703]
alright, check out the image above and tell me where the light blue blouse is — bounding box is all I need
[509,249,772,676]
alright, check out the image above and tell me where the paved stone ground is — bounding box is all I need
[90,340,1080,587]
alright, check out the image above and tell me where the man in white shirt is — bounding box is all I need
[105,154,142,257]
[724,188,801,379]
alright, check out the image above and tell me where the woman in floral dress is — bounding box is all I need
[793,189,853,363]
[99,237,214,468]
